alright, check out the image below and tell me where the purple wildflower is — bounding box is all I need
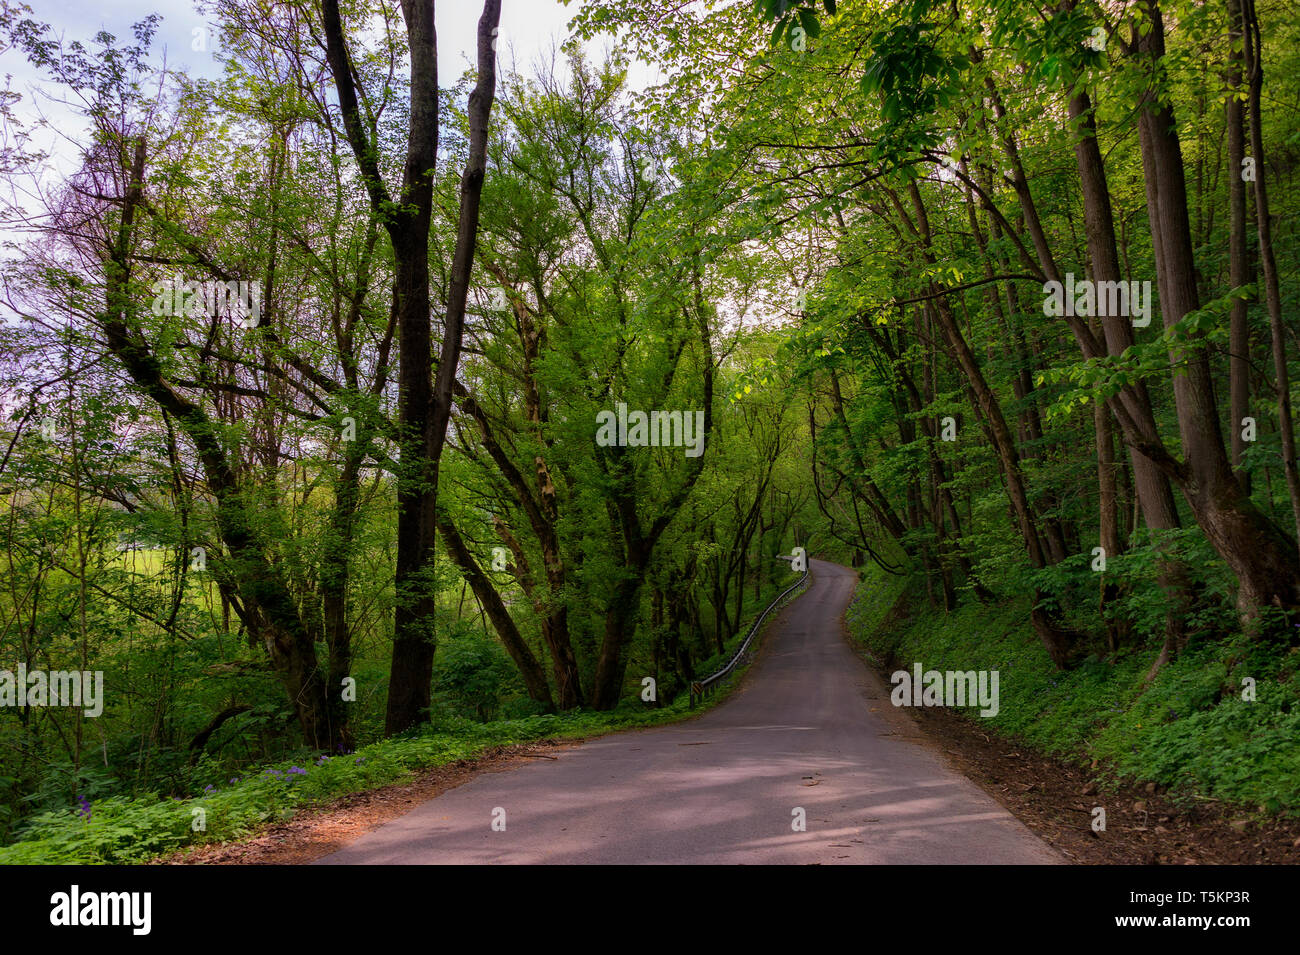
[76,795,92,820]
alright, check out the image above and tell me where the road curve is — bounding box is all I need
[317,559,1061,864]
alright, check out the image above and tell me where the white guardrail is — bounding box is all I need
[688,556,811,708]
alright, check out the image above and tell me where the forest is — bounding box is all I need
[0,0,1297,862]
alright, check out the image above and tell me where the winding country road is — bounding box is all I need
[317,559,1060,864]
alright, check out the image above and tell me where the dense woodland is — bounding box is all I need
[0,0,1297,844]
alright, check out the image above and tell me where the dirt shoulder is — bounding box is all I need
[158,739,576,865]
[846,643,1300,864]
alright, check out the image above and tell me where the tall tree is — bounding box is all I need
[320,0,501,732]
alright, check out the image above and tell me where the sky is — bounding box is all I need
[0,0,652,242]
[7,0,584,78]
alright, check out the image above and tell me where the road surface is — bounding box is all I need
[317,559,1061,864]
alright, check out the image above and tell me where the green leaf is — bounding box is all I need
[798,8,821,39]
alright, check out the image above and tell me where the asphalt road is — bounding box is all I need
[317,558,1061,864]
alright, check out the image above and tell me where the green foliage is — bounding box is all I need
[849,566,1300,814]
[432,622,523,721]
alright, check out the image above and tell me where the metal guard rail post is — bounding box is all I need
[688,563,811,708]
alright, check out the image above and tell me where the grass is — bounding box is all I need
[846,564,1300,816]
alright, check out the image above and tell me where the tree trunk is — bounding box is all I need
[322,0,502,734]
[1095,399,1127,651]
[321,449,360,750]
[1066,83,1192,657]
[1243,0,1300,545]
[437,511,554,709]
[1132,0,1299,622]
[1226,0,1252,489]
